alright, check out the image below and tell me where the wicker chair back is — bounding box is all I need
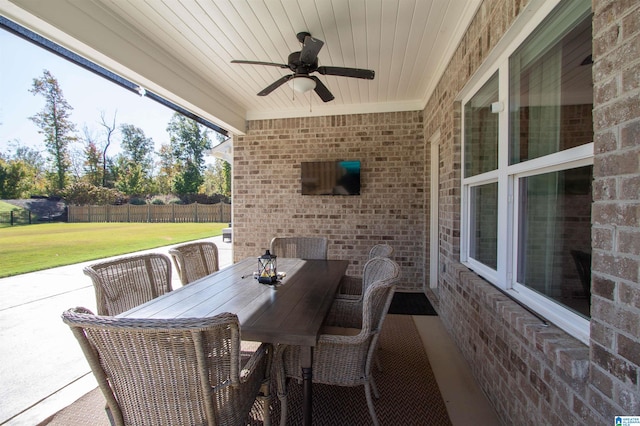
[269,236,328,259]
[62,308,271,426]
[169,241,219,285]
[83,253,172,316]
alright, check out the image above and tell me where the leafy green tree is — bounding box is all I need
[155,143,175,194]
[211,132,231,197]
[222,160,231,197]
[172,162,202,194]
[203,159,231,197]
[83,141,103,186]
[114,161,147,196]
[114,124,155,196]
[0,143,47,197]
[0,156,29,198]
[12,144,46,174]
[29,70,77,191]
[120,124,154,170]
[166,113,212,195]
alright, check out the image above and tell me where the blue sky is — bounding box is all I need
[0,28,176,156]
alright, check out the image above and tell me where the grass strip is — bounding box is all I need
[0,222,225,277]
[0,201,21,213]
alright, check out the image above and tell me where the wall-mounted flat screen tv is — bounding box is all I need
[301,160,361,195]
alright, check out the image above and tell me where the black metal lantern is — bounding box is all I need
[257,250,277,284]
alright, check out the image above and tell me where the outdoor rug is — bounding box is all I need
[388,292,438,315]
[40,315,450,425]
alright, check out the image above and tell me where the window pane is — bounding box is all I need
[517,166,593,318]
[469,183,498,269]
[464,72,499,177]
[509,3,592,164]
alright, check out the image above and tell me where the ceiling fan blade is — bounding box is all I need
[231,59,288,69]
[299,35,324,65]
[257,74,294,96]
[310,76,334,102]
[316,66,375,80]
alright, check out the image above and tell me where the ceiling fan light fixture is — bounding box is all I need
[288,76,316,93]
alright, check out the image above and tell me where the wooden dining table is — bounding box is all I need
[118,256,349,426]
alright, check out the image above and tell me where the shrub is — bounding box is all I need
[59,182,125,205]
[179,193,230,205]
[149,194,181,205]
[129,197,147,205]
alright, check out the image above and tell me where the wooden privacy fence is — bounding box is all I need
[68,203,231,223]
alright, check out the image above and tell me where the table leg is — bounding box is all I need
[301,346,313,426]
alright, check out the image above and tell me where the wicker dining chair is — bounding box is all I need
[269,236,328,259]
[275,257,400,426]
[330,255,399,319]
[331,255,401,371]
[169,241,219,285]
[338,244,395,299]
[62,307,272,426]
[83,253,172,316]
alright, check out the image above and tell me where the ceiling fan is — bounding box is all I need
[231,32,375,102]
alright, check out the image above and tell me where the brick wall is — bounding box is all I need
[590,0,640,419]
[232,113,425,290]
[421,0,640,424]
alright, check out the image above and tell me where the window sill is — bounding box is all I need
[450,263,590,382]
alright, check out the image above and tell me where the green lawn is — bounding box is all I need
[0,201,24,229]
[0,222,226,277]
[0,201,20,212]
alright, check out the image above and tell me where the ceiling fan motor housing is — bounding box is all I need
[288,51,318,74]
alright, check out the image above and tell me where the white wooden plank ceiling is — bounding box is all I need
[1,0,481,134]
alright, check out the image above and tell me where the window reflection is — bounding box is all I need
[464,73,499,177]
[509,12,593,164]
[469,183,498,270]
[517,166,593,318]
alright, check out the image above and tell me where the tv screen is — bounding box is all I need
[301,160,361,195]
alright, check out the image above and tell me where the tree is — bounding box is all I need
[120,124,154,170]
[166,113,212,195]
[81,125,103,186]
[115,161,147,196]
[83,140,103,186]
[29,70,77,191]
[99,112,117,187]
[203,159,231,197]
[0,155,29,198]
[68,142,86,183]
[115,124,155,196]
[155,143,175,194]
[0,142,47,197]
[172,162,202,194]
[222,160,231,197]
[11,144,46,171]
[212,131,231,197]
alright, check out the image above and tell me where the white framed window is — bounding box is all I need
[460,0,593,343]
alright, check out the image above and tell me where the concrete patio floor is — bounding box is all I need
[0,235,232,426]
